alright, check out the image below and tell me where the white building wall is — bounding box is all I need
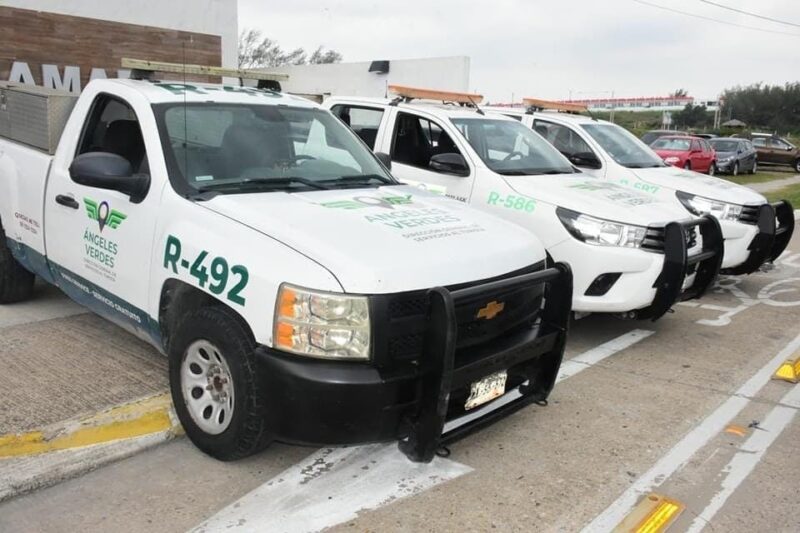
[3,0,238,68]
[271,56,470,98]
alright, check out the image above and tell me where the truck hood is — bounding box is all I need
[201,185,545,294]
[629,167,766,205]
[502,175,692,226]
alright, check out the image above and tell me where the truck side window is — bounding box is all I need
[533,120,592,159]
[329,105,384,149]
[752,138,766,148]
[77,95,149,174]
[391,112,463,172]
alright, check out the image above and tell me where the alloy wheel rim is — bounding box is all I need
[180,340,235,435]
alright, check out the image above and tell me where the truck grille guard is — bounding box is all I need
[398,263,573,463]
[723,201,795,275]
[633,214,724,321]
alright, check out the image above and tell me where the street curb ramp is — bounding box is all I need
[0,393,181,502]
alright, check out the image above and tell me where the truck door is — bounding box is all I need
[530,118,604,177]
[44,92,160,342]
[381,109,475,203]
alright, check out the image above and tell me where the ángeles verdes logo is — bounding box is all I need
[84,198,127,232]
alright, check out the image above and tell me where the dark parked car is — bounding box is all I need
[709,138,757,176]
[750,134,800,173]
[641,129,688,145]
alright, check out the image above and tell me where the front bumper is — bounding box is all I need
[722,201,795,275]
[255,264,573,463]
[632,215,724,320]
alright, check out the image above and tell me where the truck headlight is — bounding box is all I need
[676,191,743,221]
[664,156,680,164]
[274,284,370,360]
[556,207,647,248]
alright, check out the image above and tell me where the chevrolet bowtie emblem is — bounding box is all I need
[476,300,505,320]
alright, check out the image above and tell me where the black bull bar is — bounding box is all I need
[722,200,795,276]
[634,214,724,321]
[399,263,573,462]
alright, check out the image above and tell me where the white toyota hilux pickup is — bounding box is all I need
[0,65,573,463]
[492,99,795,275]
[324,86,724,321]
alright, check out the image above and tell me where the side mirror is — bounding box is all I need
[429,153,469,176]
[69,152,150,204]
[568,151,602,169]
[374,152,392,171]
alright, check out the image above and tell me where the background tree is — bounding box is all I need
[720,82,800,135]
[238,28,342,69]
[673,103,710,129]
[670,88,688,98]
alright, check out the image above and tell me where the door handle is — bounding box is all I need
[55,194,79,209]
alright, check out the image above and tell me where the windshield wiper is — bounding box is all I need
[196,177,331,193]
[329,174,395,184]
[626,163,665,169]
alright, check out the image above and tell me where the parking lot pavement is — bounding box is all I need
[2,283,167,434]
[1,232,799,533]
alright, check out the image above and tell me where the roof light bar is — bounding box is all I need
[388,85,484,105]
[523,97,587,114]
[121,58,289,82]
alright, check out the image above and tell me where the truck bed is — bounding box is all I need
[0,136,53,272]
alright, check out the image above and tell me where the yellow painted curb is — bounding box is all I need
[0,393,178,458]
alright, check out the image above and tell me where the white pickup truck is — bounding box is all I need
[491,100,795,275]
[324,86,724,320]
[0,66,573,463]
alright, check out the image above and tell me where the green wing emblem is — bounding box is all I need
[107,210,127,229]
[84,198,99,220]
[319,200,366,210]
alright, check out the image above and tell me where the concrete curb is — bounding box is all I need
[0,393,181,502]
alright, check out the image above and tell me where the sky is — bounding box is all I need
[237,0,800,103]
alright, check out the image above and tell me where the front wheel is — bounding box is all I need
[732,162,739,176]
[749,160,757,175]
[794,158,800,174]
[684,161,692,170]
[169,306,272,461]
[0,225,35,304]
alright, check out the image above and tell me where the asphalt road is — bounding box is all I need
[1,231,799,533]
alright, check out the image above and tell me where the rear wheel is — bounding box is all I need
[169,305,272,461]
[0,224,35,304]
[708,162,716,176]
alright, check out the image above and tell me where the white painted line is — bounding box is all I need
[195,330,654,533]
[685,383,800,533]
[444,329,654,433]
[190,444,473,533]
[581,331,800,533]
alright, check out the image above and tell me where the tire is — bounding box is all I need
[708,162,716,176]
[0,224,35,304]
[794,158,800,174]
[169,305,272,461]
[684,161,691,170]
[749,160,757,175]
[732,162,739,176]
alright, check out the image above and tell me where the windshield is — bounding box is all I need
[581,123,666,169]
[710,140,739,152]
[450,118,575,175]
[155,103,395,195]
[651,137,691,151]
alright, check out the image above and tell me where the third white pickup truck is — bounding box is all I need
[492,99,795,275]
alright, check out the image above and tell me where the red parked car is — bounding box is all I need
[650,135,717,175]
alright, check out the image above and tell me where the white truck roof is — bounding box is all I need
[486,106,598,126]
[325,95,514,121]
[99,78,318,107]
